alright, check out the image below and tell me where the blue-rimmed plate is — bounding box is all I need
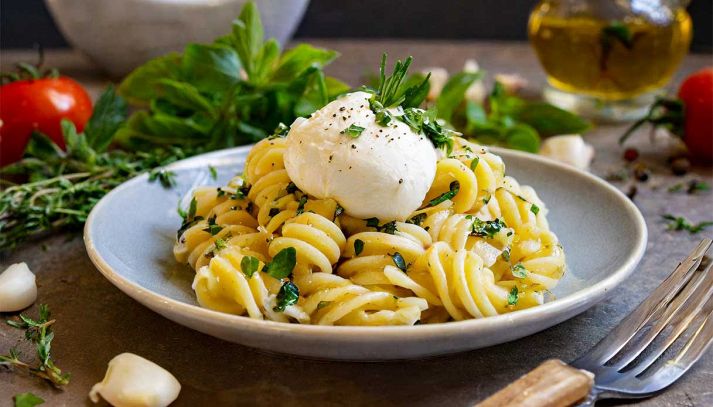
[84,146,647,360]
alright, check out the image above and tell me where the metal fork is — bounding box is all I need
[478,239,713,407]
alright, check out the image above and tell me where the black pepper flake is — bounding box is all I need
[332,114,337,117]
[339,107,346,111]
[351,144,357,149]
[399,179,403,184]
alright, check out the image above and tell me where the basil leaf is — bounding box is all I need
[156,79,215,114]
[505,124,540,153]
[240,255,260,278]
[85,86,128,152]
[272,44,339,82]
[274,281,299,312]
[292,67,329,118]
[14,392,44,407]
[118,53,182,104]
[325,76,352,99]
[512,102,591,137]
[181,43,241,94]
[265,247,297,279]
[436,71,482,123]
[231,1,264,80]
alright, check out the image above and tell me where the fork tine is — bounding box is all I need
[619,264,713,375]
[572,239,712,368]
[600,297,713,395]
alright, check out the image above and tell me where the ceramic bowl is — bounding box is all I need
[45,0,310,77]
[84,146,647,360]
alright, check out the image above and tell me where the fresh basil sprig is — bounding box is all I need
[116,1,349,150]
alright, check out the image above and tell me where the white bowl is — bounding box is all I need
[45,0,310,78]
[84,146,647,360]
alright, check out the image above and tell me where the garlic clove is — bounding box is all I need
[0,262,37,312]
[90,353,181,407]
[539,135,595,170]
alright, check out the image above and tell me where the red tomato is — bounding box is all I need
[677,68,713,163]
[0,77,93,166]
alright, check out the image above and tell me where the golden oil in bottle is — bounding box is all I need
[529,7,692,101]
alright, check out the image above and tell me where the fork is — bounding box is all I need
[477,238,713,407]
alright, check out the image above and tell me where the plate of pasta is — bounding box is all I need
[85,90,646,360]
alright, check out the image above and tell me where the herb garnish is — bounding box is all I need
[274,281,299,312]
[341,124,365,138]
[662,214,713,234]
[507,286,519,305]
[1,305,70,387]
[14,392,45,407]
[354,239,365,256]
[530,204,540,215]
[203,215,223,235]
[148,168,177,188]
[391,252,407,272]
[428,181,460,207]
[317,301,331,310]
[333,204,344,219]
[296,195,308,215]
[286,182,299,194]
[668,180,710,194]
[470,157,480,171]
[240,255,260,278]
[209,166,218,180]
[365,218,398,234]
[511,264,527,278]
[366,218,380,228]
[501,247,511,262]
[406,213,427,226]
[470,217,507,238]
[264,247,297,279]
[214,237,228,251]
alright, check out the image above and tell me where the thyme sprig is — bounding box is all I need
[0,305,70,388]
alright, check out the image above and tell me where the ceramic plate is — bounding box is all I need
[85,146,647,360]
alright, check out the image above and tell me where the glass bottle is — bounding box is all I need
[529,0,692,122]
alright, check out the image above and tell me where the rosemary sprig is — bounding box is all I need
[0,305,70,388]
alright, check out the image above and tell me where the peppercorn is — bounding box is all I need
[671,157,690,176]
[633,164,650,182]
[623,148,639,162]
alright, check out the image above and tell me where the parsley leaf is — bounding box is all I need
[209,165,218,180]
[354,239,365,256]
[296,195,308,215]
[391,252,407,272]
[240,255,260,278]
[428,181,460,207]
[265,247,297,279]
[662,214,713,234]
[470,217,507,238]
[148,168,176,188]
[274,281,299,312]
[14,393,45,407]
[341,124,366,138]
[530,204,540,215]
[507,286,519,305]
[511,264,527,278]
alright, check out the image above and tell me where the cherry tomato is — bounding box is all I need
[0,77,93,166]
[677,67,713,163]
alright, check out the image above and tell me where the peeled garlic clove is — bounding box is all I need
[0,263,37,312]
[423,67,449,101]
[463,59,486,103]
[90,353,181,407]
[539,135,595,170]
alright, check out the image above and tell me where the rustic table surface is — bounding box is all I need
[1,41,712,407]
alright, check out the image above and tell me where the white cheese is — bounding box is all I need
[283,91,437,221]
[0,263,37,312]
[90,353,181,407]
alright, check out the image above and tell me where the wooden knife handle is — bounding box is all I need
[475,359,595,407]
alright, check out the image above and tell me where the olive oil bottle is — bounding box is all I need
[528,1,692,120]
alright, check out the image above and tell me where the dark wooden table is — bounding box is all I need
[1,41,712,406]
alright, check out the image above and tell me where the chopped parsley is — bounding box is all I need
[668,180,710,194]
[317,301,331,310]
[286,182,299,194]
[296,195,308,215]
[406,213,427,226]
[209,165,218,180]
[507,286,519,305]
[662,214,713,234]
[214,237,228,251]
[470,217,507,238]
[391,252,407,272]
[365,218,398,234]
[511,264,527,278]
[366,217,380,228]
[203,215,223,235]
[427,181,460,207]
[341,124,366,138]
[274,281,299,312]
[264,247,297,279]
[501,247,511,262]
[354,239,365,255]
[148,168,177,188]
[470,157,480,170]
[334,204,344,219]
[240,256,260,278]
[530,204,540,215]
